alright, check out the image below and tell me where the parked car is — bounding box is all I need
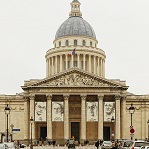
[123,140,149,149]
[102,141,112,149]
[20,144,26,148]
[123,140,133,149]
[4,142,18,149]
[140,146,149,149]
[0,143,6,149]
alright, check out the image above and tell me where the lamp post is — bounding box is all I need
[5,104,11,142]
[129,103,135,140]
[10,124,14,141]
[30,117,34,149]
[147,119,149,141]
[111,116,115,141]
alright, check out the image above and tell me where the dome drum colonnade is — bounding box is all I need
[45,48,106,78]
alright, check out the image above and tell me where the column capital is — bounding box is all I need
[63,94,69,100]
[29,94,35,100]
[23,95,29,102]
[46,94,52,100]
[97,94,104,100]
[121,95,126,100]
[115,94,121,100]
[80,94,87,100]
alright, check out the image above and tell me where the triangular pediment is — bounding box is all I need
[22,68,128,90]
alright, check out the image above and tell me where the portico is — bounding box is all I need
[22,68,127,143]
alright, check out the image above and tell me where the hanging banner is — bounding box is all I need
[35,102,46,121]
[86,102,98,121]
[104,102,115,122]
[52,102,64,121]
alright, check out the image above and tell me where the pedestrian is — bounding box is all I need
[111,141,115,149]
[100,140,103,146]
[95,140,99,149]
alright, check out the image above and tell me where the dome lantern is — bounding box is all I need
[69,0,82,17]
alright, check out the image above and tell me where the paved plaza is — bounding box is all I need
[25,146,97,149]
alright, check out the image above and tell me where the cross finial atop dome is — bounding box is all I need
[69,0,82,17]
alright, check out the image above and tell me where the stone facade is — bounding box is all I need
[0,0,149,145]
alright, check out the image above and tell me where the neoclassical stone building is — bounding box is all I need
[0,0,149,144]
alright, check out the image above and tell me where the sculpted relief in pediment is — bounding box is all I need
[36,73,116,87]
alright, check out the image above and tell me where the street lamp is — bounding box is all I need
[111,116,115,140]
[147,119,149,141]
[5,104,11,142]
[30,117,34,149]
[10,124,14,141]
[129,103,135,140]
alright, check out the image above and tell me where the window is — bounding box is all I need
[95,44,97,48]
[74,40,77,46]
[81,61,83,69]
[66,40,69,46]
[68,61,70,69]
[82,40,86,46]
[73,61,77,67]
[90,41,92,47]
[59,41,61,47]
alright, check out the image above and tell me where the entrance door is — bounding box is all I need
[71,122,80,141]
[103,127,110,141]
[40,127,47,141]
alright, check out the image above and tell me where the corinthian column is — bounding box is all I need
[49,58,51,77]
[47,94,52,140]
[89,55,91,72]
[100,58,103,77]
[66,54,68,70]
[55,56,57,74]
[64,94,69,140]
[83,54,86,70]
[71,54,74,68]
[97,94,104,140]
[77,54,80,69]
[60,55,62,72]
[46,59,49,77]
[121,95,126,139]
[115,94,121,140]
[97,57,100,76]
[103,59,105,77]
[23,96,29,140]
[29,95,35,139]
[94,56,96,74]
[52,57,54,75]
[80,94,86,142]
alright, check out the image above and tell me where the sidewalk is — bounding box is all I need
[25,145,97,149]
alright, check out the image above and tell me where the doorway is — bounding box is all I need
[71,122,80,141]
[40,127,47,141]
[103,126,110,141]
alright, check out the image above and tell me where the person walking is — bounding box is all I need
[95,140,99,149]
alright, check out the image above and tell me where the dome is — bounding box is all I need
[55,17,96,40]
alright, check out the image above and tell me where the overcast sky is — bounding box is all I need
[0,0,149,95]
